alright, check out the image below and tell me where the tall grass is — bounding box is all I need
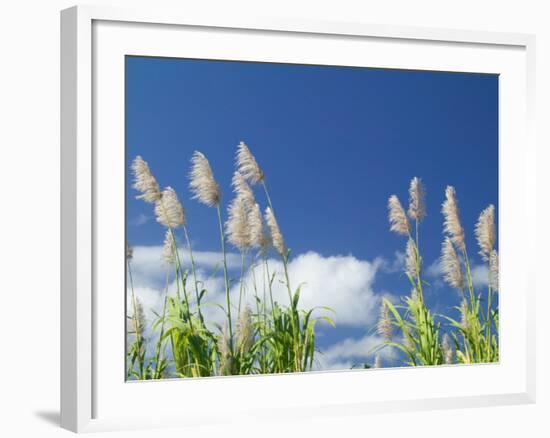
[375,178,499,366]
[126,143,333,379]
[126,153,498,379]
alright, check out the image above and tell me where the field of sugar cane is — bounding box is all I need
[126,142,499,380]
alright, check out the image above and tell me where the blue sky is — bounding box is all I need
[126,56,498,369]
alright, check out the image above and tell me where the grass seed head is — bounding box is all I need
[459,299,469,330]
[441,237,464,290]
[442,186,465,250]
[388,195,410,235]
[189,151,221,207]
[231,171,255,208]
[162,229,177,265]
[248,202,267,250]
[442,333,454,364]
[405,238,420,280]
[408,177,426,222]
[475,204,496,261]
[236,307,254,356]
[265,207,285,256]
[226,195,251,250]
[236,141,264,185]
[126,243,133,261]
[132,156,161,203]
[155,187,185,229]
[377,301,393,341]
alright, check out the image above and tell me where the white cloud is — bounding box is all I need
[131,213,150,226]
[315,334,395,370]
[380,250,406,273]
[127,246,391,370]
[129,247,384,327]
[471,264,489,288]
[231,251,383,327]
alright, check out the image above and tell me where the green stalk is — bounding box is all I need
[216,203,234,354]
[153,271,170,379]
[127,258,145,377]
[183,225,203,323]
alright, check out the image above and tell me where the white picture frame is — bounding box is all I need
[60,4,537,433]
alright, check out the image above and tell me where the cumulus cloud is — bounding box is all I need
[470,264,490,288]
[130,213,150,226]
[127,245,390,369]
[315,334,396,370]
[128,247,384,327]
[379,250,406,274]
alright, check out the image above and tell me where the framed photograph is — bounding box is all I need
[61,5,536,433]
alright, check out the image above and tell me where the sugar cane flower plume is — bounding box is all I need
[231,171,255,208]
[475,204,496,261]
[248,202,268,251]
[442,186,465,250]
[226,195,250,250]
[388,195,410,235]
[405,238,420,280]
[459,298,469,330]
[155,187,185,229]
[162,229,177,265]
[441,237,464,290]
[236,141,264,185]
[442,333,454,364]
[189,151,221,207]
[218,323,233,376]
[408,177,426,222]
[130,297,146,338]
[126,243,133,261]
[377,301,393,341]
[236,307,254,356]
[265,207,285,256]
[132,156,161,203]
[490,250,499,291]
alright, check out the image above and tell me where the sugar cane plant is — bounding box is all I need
[375,178,499,367]
[126,142,334,379]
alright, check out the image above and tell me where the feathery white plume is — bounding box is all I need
[231,171,255,208]
[189,151,221,207]
[236,307,254,356]
[475,205,496,261]
[408,177,426,221]
[440,237,464,290]
[130,298,146,337]
[441,237,464,290]
[126,243,133,261]
[155,187,185,229]
[442,333,454,364]
[405,238,420,279]
[377,301,393,341]
[226,195,250,250]
[264,207,285,256]
[459,299,469,330]
[442,186,465,250]
[132,156,161,203]
[388,195,410,235]
[248,202,266,249]
[236,141,264,184]
[218,323,233,376]
[162,229,177,265]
